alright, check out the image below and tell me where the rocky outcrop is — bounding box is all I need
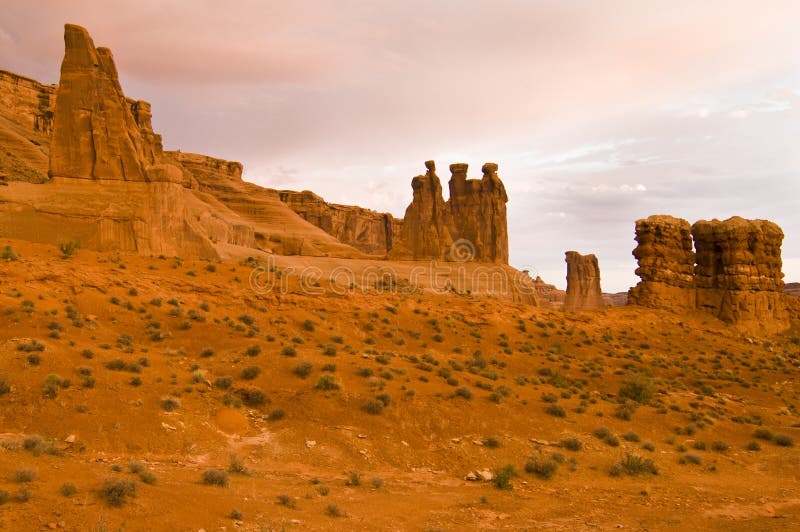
[391,161,509,262]
[628,215,696,310]
[49,24,183,183]
[629,214,791,332]
[692,217,787,330]
[564,251,604,311]
[278,189,402,255]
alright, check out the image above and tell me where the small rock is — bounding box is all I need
[161,422,176,431]
[477,469,494,481]
[48,523,57,530]
[401,441,409,447]
[305,440,316,449]
[472,440,484,446]
[65,434,76,443]
[464,472,478,481]
[357,434,367,439]
[451,438,461,444]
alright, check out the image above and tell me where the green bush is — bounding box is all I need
[492,465,517,489]
[1,245,18,261]
[525,457,557,479]
[618,373,655,404]
[59,241,80,259]
[609,453,658,476]
[315,375,340,391]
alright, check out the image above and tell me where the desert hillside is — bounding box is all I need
[0,239,798,531]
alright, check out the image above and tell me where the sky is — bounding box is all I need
[1,0,799,291]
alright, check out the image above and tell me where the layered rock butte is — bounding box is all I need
[629,214,792,332]
[0,24,510,269]
[563,251,604,311]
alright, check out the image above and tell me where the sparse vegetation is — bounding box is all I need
[202,469,229,487]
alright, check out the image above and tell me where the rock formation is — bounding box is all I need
[391,160,454,260]
[692,217,787,330]
[49,24,182,183]
[564,251,604,311]
[628,215,696,311]
[391,161,509,262]
[629,214,791,332]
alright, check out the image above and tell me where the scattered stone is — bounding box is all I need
[305,440,316,449]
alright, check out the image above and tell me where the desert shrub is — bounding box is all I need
[14,468,37,483]
[100,478,137,507]
[59,241,80,259]
[680,453,702,465]
[200,348,215,358]
[18,340,44,353]
[214,376,234,389]
[693,441,706,451]
[281,346,297,357]
[22,435,59,456]
[345,470,361,486]
[139,471,157,485]
[245,345,262,357]
[237,387,267,407]
[277,494,295,508]
[753,428,773,441]
[774,434,794,447]
[326,503,343,517]
[128,461,145,474]
[302,319,315,332]
[454,387,473,400]
[1,245,18,261]
[228,454,248,475]
[268,408,286,421]
[483,436,501,448]
[202,469,229,487]
[81,349,94,359]
[229,508,243,519]
[292,362,313,379]
[59,483,77,497]
[746,441,761,451]
[525,457,558,479]
[618,373,655,404]
[492,465,517,489]
[42,374,64,398]
[541,392,558,403]
[315,375,340,391]
[323,344,338,356]
[362,399,384,415]
[357,367,373,378]
[609,454,659,476]
[241,366,261,380]
[711,440,729,452]
[545,404,566,418]
[622,431,640,442]
[641,442,656,452]
[160,397,180,411]
[371,477,383,489]
[0,379,10,396]
[560,437,583,451]
[614,401,637,421]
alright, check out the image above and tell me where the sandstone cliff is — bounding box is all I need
[0,70,55,183]
[563,251,604,311]
[278,189,402,255]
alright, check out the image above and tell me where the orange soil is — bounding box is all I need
[0,239,798,531]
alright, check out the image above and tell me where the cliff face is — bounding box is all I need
[391,161,509,263]
[0,70,55,183]
[629,214,791,332]
[563,251,604,311]
[278,189,402,256]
